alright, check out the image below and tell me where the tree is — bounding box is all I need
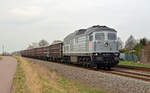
[32,42,39,48]
[119,49,130,53]
[51,40,62,45]
[27,42,39,49]
[125,35,137,50]
[39,39,49,47]
[27,44,34,49]
[133,38,149,57]
[140,38,148,46]
[117,37,124,49]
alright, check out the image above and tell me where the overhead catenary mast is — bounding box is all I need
[2,45,4,56]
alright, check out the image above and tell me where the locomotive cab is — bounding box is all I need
[63,25,120,69]
[89,30,120,68]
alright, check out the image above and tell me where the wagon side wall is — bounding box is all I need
[49,43,63,59]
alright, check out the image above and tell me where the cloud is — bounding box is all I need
[0,6,46,24]
[0,0,150,53]
[10,6,42,17]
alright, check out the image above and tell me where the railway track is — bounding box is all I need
[53,62,150,82]
[26,58,150,82]
[104,69,150,82]
[106,65,150,82]
[116,65,150,72]
[61,63,150,82]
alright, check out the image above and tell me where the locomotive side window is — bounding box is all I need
[108,33,116,40]
[89,35,93,41]
[95,33,104,40]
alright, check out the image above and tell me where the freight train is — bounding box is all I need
[21,25,120,69]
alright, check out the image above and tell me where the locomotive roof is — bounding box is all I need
[76,25,116,35]
[86,25,116,34]
[64,25,117,42]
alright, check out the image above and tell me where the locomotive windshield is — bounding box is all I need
[95,33,104,40]
[108,33,116,40]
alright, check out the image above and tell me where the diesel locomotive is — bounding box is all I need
[21,25,120,69]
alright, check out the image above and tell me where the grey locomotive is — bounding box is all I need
[63,25,120,69]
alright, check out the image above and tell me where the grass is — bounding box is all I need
[38,65,105,93]
[12,56,106,93]
[119,61,150,68]
[58,78,105,93]
[0,56,2,61]
[11,56,29,93]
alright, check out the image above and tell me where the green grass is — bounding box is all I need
[42,84,61,93]
[49,69,57,73]
[39,71,105,93]
[0,57,1,59]
[12,57,29,93]
[12,57,106,93]
[119,61,150,68]
[58,78,106,93]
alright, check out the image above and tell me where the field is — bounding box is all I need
[119,61,150,68]
[11,56,105,93]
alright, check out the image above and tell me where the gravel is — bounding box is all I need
[26,58,150,93]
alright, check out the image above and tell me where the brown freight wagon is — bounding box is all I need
[21,43,63,61]
[39,46,50,60]
[33,46,50,60]
[21,49,31,57]
[27,49,31,57]
[21,49,33,58]
[35,47,45,59]
[49,43,63,61]
[25,50,30,57]
[20,50,25,57]
[29,48,36,58]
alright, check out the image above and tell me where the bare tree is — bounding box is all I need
[27,42,39,49]
[117,37,124,49]
[51,40,62,45]
[32,42,39,48]
[125,35,137,50]
[140,38,148,46]
[27,44,34,49]
[39,39,49,47]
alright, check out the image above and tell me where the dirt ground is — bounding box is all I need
[0,56,17,93]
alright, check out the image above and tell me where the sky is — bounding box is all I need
[0,0,150,53]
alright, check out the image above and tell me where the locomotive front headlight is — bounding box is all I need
[93,53,99,56]
[114,53,119,57]
[102,54,106,56]
[95,53,98,56]
[104,42,109,47]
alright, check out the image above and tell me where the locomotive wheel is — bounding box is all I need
[87,63,91,68]
[107,66,111,70]
[102,67,106,70]
[84,63,89,68]
[96,64,100,69]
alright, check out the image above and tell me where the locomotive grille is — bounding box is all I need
[94,41,117,52]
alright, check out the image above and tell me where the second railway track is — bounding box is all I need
[116,65,150,72]
[104,68,150,82]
